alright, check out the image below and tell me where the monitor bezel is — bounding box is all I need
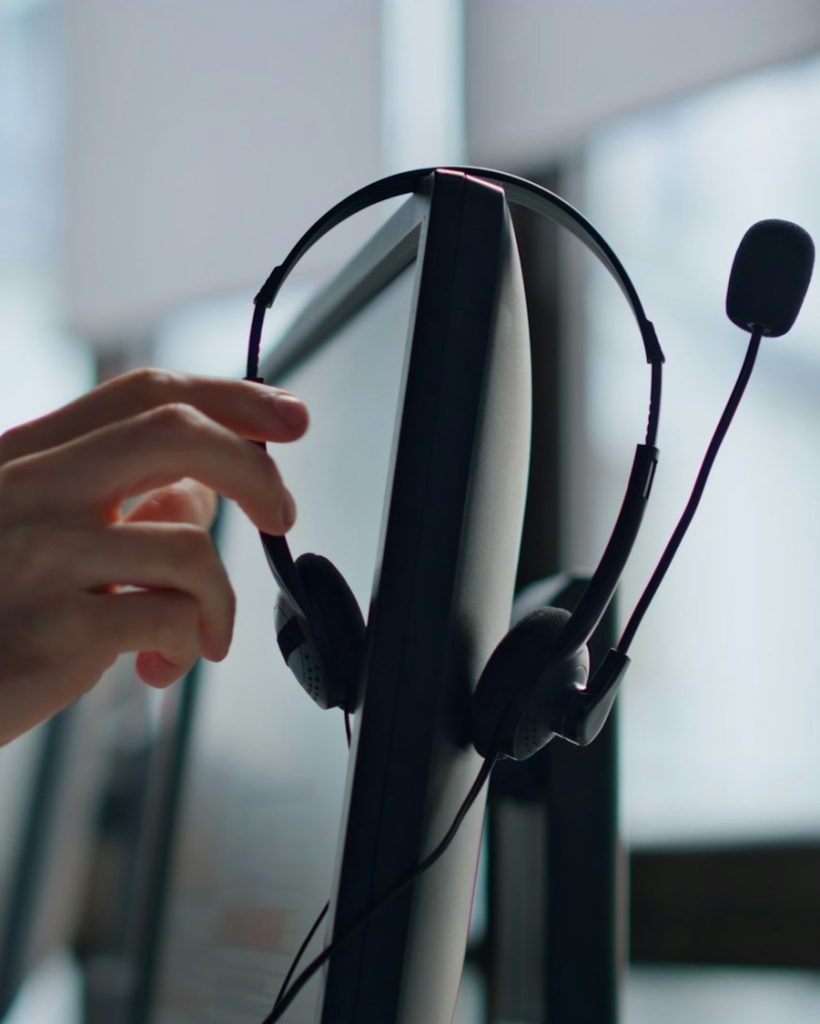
[312,171,530,1022]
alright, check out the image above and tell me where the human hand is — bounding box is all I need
[0,368,308,745]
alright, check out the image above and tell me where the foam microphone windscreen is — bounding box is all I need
[726,219,815,337]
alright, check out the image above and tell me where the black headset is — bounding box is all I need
[246,175,815,1022]
[246,165,665,762]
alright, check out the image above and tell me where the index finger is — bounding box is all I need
[3,403,297,535]
[0,367,308,463]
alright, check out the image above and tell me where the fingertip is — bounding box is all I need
[282,489,297,531]
[135,650,191,688]
[274,394,309,435]
[254,489,297,537]
[208,641,231,664]
[202,625,233,663]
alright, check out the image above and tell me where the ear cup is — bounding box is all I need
[275,595,326,707]
[472,606,590,760]
[291,553,366,711]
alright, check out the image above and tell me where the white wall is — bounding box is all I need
[61,1,820,340]
[62,0,383,340]
[466,0,820,166]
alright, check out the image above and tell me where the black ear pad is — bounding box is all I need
[282,553,366,712]
[274,552,364,712]
[472,606,590,761]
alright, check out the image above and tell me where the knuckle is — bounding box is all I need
[147,402,209,440]
[121,366,186,404]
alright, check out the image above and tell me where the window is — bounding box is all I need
[583,53,820,1019]
[0,0,91,433]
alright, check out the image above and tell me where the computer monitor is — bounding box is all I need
[0,723,53,1016]
[0,673,125,1021]
[134,169,532,1023]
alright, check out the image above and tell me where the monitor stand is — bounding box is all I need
[488,574,625,1024]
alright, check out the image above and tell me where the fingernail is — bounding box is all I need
[282,489,297,530]
[276,394,306,428]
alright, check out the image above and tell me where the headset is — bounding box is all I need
[244,170,814,1021]
[245,165,666,762]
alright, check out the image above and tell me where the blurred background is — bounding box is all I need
[3,1,820,1021]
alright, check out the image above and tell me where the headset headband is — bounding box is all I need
[248,166,664,656]
[248,167,663,374]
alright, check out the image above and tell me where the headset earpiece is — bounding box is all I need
[274,553,365,712]
[472,606,590,761]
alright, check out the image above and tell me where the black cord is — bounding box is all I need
[618,329,762,654]
[261,755,495,1023]
[272,902,330,1015]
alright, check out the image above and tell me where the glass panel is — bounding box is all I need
[584,55,820,843]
